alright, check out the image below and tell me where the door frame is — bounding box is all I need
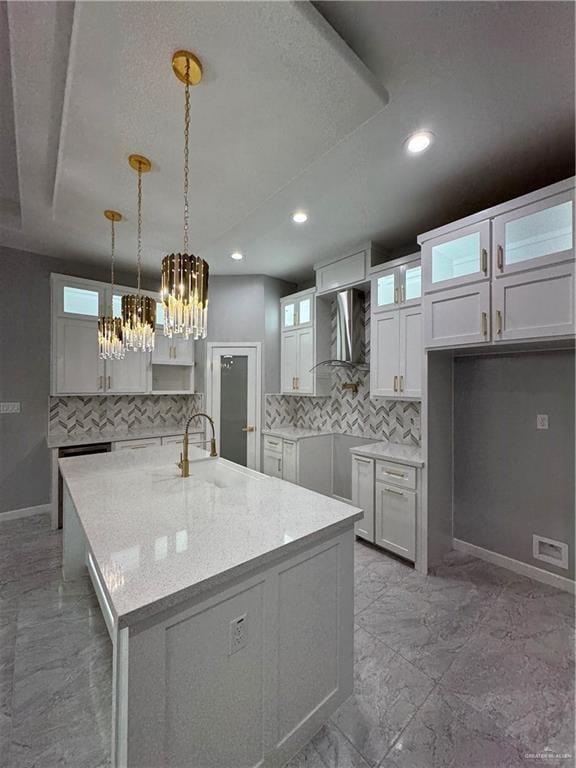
[206,342,262,471]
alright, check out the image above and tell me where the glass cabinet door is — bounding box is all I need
[296,296,312,327]
[401,263,422,305]
[282,301,296,330]
[61,284,103,318]
[493,191,574,276]
[372,268,397,312]
[423,220,490,293]
[281,293,314,330]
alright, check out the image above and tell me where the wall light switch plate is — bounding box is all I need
[536,414,549,430]
[0,402,20,414]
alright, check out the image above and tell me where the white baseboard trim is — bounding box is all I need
[0,504,52,523]
[452,538,575,595]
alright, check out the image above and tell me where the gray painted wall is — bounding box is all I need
[454,350,575,579]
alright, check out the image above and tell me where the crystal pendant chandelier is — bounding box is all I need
[122,154,156,352]
[161,51,209,340]
[98,210,125,360]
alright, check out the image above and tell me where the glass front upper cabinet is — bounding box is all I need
[374,270,396,311]
[493,192,574,276]
[281,293,314,330]
[402,264,422,304]
[423,220,491,293]
[61,284,102,318]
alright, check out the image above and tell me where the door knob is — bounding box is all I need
[242,426,255,432]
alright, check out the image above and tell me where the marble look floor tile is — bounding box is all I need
[441,626,574,760]
[332,630,434,766]
[387,686,531,768]
[355,584,489,681]
[285,722,371,768]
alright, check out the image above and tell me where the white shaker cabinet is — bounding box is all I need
[375,482,416,561]
[371,307,422,399]
[492,261,575,342]
[372,256,422,313]
[106,351,150,394]
[351,456,374,542]
[422,220,491,293]
[423,282,491,349]
[280,289,330,396]
[54,317,105,394]
[282,440,297,484]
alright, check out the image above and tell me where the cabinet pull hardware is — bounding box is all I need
[242,425,255,433]
[384,468,405,478]
[496,309,503,336]
[497,244,504,271]
[393,375,398,392]
[383,487,405,497]
[481,311,488,336]
[481,248,488,274]
[268,440,279,446]
[107,375,111,389]
[173,346,176,359]
[98,375,103,390]
[295,377,299,390]
[400,285,405,303]
[399,375,404,392]
[394,287,399,304]
[277,458,281,473]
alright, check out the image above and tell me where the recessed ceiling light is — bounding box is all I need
[405,131,434,154]
[230,251,243,261]
[292,211,308,224]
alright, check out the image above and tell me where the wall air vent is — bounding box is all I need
[532,535,568,570]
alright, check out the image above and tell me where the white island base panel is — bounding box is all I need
[63,486,354,768]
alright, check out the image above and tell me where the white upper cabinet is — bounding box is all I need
[107,350,150,393]
[372,255,422,313]
[419,178,575,348]
[281,290,314,331]
[280,289,330,396]
[314,242,385,296]
[55,317,105,394]
[422,220,491,293]
[370,311,400,398]
[399,307,422,399]
[492,191,574,277]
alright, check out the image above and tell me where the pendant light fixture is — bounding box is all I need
[161,50,209,340]
[122,154,156,351]
[98,210,125,360]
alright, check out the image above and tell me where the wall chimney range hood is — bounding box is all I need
[311,289,368,372]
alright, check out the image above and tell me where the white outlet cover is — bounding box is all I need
[536,414,549,430]
[229,613,248,655]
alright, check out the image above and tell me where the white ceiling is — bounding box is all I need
[1,1,574,284]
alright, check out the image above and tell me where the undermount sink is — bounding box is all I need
[186,460,255,489]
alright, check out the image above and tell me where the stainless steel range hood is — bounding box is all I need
[312,289,368,372]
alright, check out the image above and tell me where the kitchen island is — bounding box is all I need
[60,445,361,768]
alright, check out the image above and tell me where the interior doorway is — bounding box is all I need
[206,343,262,470]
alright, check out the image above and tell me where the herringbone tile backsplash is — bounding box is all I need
[49,394,204,437]
[266,292,421,446]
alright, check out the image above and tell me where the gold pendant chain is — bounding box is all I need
[110,218,116,312]
[183,57,190,254]
[137,165,142,294]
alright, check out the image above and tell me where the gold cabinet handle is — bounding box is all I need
[481,311,488,336]
[242,425,255,433]
[496,309,503,336]
[98,375,103,390]
[383,487,405,497]
[400,285,405,303]
[277,458,281,473]
[481,248,488,275]
[497,244,504,272]
[393,375,398,392]
[394,287,399,304]
[384,468,405,478]
[399,375,404,392]
[295,377,299,391]
[107,375,111,389]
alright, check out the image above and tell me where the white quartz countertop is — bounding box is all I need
[350,441,424,467]
[48,426,204,449]
[262,427,333,441]
[59,446,362,627]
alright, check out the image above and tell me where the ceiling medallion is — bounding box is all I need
[122,154,156,352]
[161,50,209,341]
[98,209,125,360]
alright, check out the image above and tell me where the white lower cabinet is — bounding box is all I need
[263,450,283,478]
[492,261,575,342]
[424,282,491,349]
[282,440,297,483]
[375,482,416,561]
[351,454,418,563]
[114,437,162,451]
[262,434,332,494]
[351,456,374,542]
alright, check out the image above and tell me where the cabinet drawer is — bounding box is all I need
[161,434,185,445]
[113,437,162,451]
[375,460,416,489]
[263,435,283,455]
[375,483,416,562]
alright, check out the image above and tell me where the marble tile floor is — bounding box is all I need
[0,514,573,768]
